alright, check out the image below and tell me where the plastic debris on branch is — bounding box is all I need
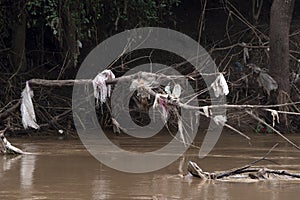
[172,84,182,98]
[242,42,249,64]
[258,71,278,96]
[213,115,227,126]
[20,81,39,129]
[153,94,169,122]
[247,64,278,96]
[130,79,151,99]
[92,70,115,104]
[152,84,182,122]
[130,74,160,99]
[210,73,229,98]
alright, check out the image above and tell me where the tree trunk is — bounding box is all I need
[10,0,27,72]
[269,0,295,129]
[60,1,79,70]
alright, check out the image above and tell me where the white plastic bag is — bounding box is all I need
[93,70,115,104]
[257,72,278,96]
[20,81,39,129]
[213,115,227,126]
[210,73,229,98]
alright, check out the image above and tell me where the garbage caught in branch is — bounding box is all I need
[247,64,278,96]
[172,84,182,98]
[242,42,250,64]
[153,94,169,122]
[202,106,211,117]
[153,84,182,122]
[213,115,227,125]
[266,109,280,127]
[20,81,39,129]
[257,71,278,96]
[130,75,160,99]
[210,73,229,98]
[130,79,151,99]
[93,70,115,104]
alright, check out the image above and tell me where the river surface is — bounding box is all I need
[0,132,300,200]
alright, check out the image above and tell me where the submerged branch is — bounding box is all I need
[188,144,300,180]
[0,128,25,155]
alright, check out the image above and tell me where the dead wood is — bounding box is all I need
[1,70,299,151]
[0,128,25,155]
[188,144,300,180]
[0,100,21,120]
[188,161,300,180]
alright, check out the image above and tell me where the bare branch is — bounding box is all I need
[246,111,300,151]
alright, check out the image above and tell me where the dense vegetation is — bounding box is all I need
[0,0,300,132]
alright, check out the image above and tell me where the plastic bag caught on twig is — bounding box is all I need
[242,42,250,64]
[20,81,39,129]
[257,72,278,96]
[268,109,280,127]
[93,70,115,104]
[210,73,229,98]
[213,115,227,126]
[130,79,151,99]
[153,94,169,122]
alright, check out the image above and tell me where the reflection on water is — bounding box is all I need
[20,155,36,189]
[0,133,300,200]
[1,155,22,173]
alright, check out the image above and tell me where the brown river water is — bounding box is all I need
[1,132,300,200]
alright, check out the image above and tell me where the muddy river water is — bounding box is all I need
[1,132,300,200]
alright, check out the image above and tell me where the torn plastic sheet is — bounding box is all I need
[202,106,211,117]
[210,73,229,98]
[172,84,182,98]
[130,76,160,99]
[270,110,280,127]
[213,115,227,126]
[164,84,171,95]
[164,83,181,98]
[257,72,278,96]
[20,81,39,129]
[93,70,115,104]
[130,79,151,99]
[242,42,249,64]
[153,94,169,122]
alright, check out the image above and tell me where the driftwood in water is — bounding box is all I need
[0,128,25,155]
[188,161,300,180]
[188,144,300,180]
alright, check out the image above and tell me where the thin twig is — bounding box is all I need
[246,111,300,151]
